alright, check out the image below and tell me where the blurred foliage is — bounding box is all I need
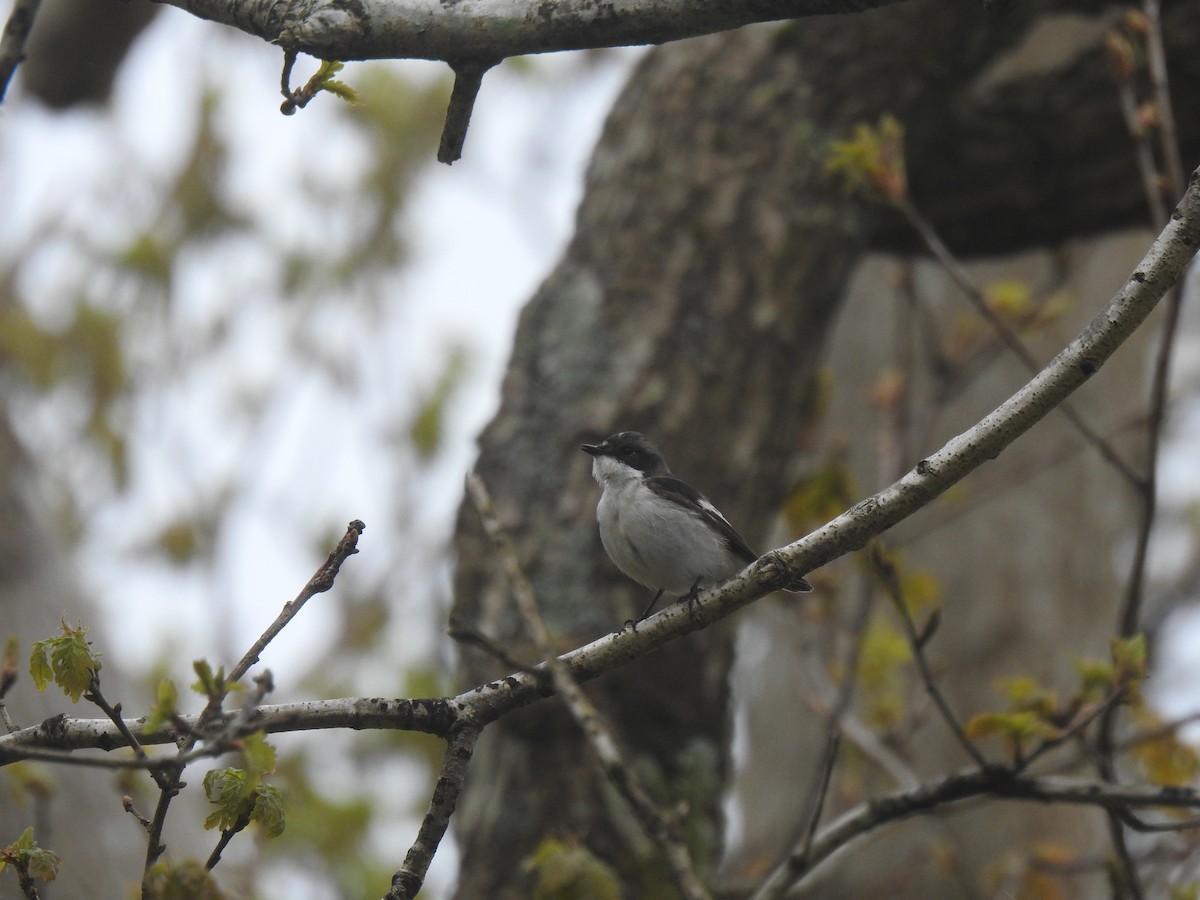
[826,114,907,204]
[0,42,475,897]
[409,344,468,460]
[783,458,857,532]
[265,750,395,897]
[857,619,912,729]
[524,837,622,900]
[1129,709,1200,788]
[965,634,1149,763]
[143,859,228,900]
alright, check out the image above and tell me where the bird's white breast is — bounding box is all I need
[592,464,746,595]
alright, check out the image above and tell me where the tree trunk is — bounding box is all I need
[451,0,1200,895]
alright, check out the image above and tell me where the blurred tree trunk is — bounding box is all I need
[20,0,157,108]
[451,0,1200,896]
[0,415,143,898]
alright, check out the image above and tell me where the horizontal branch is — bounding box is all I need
[751,767,1200,898]
[160,0,910,63]
[0,696,463,759]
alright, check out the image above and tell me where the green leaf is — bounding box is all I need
[28,622,100,702]
[995,676,1059,718]
[239,731,276,775]
[145,679,179,732]
[314,60,360,107]
[1112,633,1147,678]
[29,647,52,692]
[964,711,1059,745]
[191,659,240,700]
[252,784,286,838]
[203,765,285,840]
[1074,658,1115,700]
[0,828,61,885]
[203,768,251,832]
[324,80,360,105]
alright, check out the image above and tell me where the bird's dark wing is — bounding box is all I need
[646,475,758,565]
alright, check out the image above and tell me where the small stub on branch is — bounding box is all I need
[438,59,497,164]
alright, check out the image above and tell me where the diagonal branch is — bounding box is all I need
[5,168,1199,763]
[229,518,365,683]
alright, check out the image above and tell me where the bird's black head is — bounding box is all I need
[581,431,670,476]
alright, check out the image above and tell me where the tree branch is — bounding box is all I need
[750,768,1200,899]
[3,165,1198,759]
[162,0,912,63]
[386,724,480,900]
[1,169,1197,894]
[768,164,1200,587]
[229,518,364,683]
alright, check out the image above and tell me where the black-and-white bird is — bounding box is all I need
[582,431,812,619]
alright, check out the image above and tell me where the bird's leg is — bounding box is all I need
[683,577,703,608]
[637,588,666,622]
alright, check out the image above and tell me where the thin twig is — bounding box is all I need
[1120,708,1200,750]
[123,795,153,833]
[467,473,712,900]
[1113,67,1167,226]
[85,676,174,791]
[230,519,365,683]
[446,619,546,676]
[796,581,876,860]
[902,202,1142,489]
[803,692,921,788]
[141,520,360,895]
[1099,17,1190,897]
[205,811,251,870]
[869,542,987,768]
[1141,0,1185,202]
[1018,689,1126,771]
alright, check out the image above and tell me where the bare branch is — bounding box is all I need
[901,201,1143,488]
[162,0,911,64]
[229,518,364,684]
[386,725,480,900]
[869,543,987,768]
[751,768,1200,899]
[769,165,1200,587]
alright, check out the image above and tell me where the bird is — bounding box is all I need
[582,431,812,620]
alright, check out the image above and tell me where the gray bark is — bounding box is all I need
[450,0,1200,895]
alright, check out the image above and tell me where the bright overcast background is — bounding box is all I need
[4,4,1200,898]
[2,4,637,895]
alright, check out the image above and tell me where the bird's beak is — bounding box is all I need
[581,443,603,456]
